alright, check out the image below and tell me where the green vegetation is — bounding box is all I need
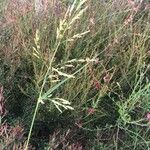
[0,0,150,149]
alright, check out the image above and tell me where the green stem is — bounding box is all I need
[25,38,61,150]
[25,99,40,150]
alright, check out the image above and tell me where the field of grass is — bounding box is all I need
[0,0,150,149]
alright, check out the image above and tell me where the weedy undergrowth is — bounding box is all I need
[0,0,150,149]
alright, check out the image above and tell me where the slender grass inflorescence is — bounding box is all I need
[25,0,91,149]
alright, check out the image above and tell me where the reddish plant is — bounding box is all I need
[93,80,101,90]
[49,129,83,150]
[4,0,33,26]
[103,73,111,84]
[87,108,96,115]
[146,113,150,122]
[0,86,25,149]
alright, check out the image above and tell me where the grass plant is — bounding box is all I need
[0,0,150,149]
